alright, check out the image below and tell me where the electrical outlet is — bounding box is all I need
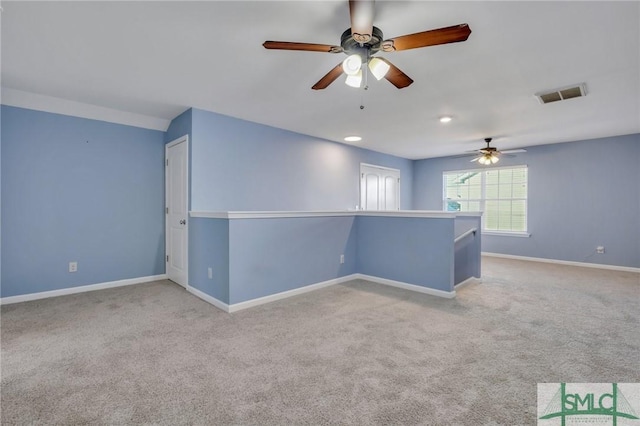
[340,254,345,264]
[208,267,213,279]
[69,262,78,273]
[596,246,605,254]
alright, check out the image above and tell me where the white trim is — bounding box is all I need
[187,286,230,313]
[227,275,357,312]
[189,210,472,219]
[190,211,355,219]
[454,228,477,243]
[1,88,170,131]
[190,211,234,219]
[354,274,457,299]
[165,135,190,288]
[483,231,531,238]
[166,134,188,149]
[358,211,458,218]
[0,274,168,305]
[455,212,484,217]
[454,276,482,289]
[187,273,457,313]
[482,252,640,273]
[443,164,529,175]
[359,163,402,173]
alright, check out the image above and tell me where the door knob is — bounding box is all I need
[179,219,186,225]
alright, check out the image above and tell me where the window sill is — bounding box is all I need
[482,231,531,238]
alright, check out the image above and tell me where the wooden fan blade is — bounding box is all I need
[263,41,342,53]
[349,0,375,43]
[312,63,344,90]
[380,58,413,89]
[381,23,471,52]
[501,149,527,154]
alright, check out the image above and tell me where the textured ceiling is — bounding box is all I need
[2,1,639,159]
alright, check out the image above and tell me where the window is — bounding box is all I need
[443,166,528,234]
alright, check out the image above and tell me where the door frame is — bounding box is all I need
[165,134,190,288]
[359,163,401,210]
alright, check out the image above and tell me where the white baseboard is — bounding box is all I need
[186,286,230,312]
[1,271,457,311]
[482,252,640,273]
[353,274,457,299]
[0,274,168,305]
[227,274,358,313]
[455,276,482,289]
[188,273,457,313]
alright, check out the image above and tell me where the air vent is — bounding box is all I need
[535,83,587,104]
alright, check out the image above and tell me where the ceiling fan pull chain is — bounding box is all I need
[360,53,368,109]
[364,50,370,91]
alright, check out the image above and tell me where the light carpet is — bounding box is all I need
[1,257,638,424]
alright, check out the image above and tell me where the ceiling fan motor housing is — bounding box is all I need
[341,26,384,59]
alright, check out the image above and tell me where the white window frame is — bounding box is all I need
[443,165,530,237]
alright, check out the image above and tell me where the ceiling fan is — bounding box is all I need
[263,0,471,90]
[468,138,527,165]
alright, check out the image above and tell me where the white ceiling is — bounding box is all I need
[2,1,639,159]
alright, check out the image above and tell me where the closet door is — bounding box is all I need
[360,164,400,211]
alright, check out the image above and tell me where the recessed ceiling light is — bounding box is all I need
[344,136,362,142]
[439,116,453,123]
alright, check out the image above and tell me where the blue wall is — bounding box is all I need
[164,108,192,144]
[189,108,414,211]
[228,216,357,304]
[454,216,482,285]
[356,216,455,292]
[413,134,640,268]
[4,99,634,302]
[189,217,229,303]
[190,213,469,306]
[1,106,166,297]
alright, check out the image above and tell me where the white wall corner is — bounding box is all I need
[454,276,482,289]
[354,274,457,299]
[187,286,230,313]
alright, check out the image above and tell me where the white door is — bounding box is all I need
[360,163,400,210]
[166,136,189,287]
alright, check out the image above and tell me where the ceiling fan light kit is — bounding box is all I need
[339,55,390,88]
[368,57,390,81]
[477,154,499,165]
[345,70,363,88]
[342,54,362,76]
[467,138,526,165]
[263,0,472,90]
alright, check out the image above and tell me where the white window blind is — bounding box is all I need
[443,165,528,233]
